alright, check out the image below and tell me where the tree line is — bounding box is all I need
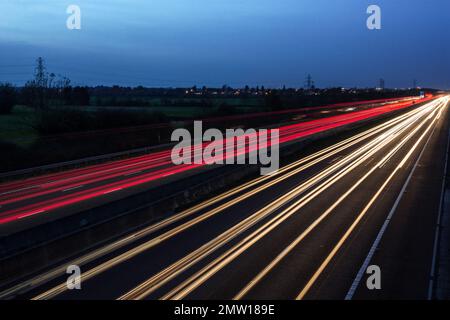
[0,57,90,114]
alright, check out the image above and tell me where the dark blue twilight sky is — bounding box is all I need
[0,0,449,88]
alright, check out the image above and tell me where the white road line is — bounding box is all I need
[103,188,122,195]
[18,210,45,219]
[345,110,439,300]
[62,185,84,193]
[162,173,175,177]
[0,186,37,196]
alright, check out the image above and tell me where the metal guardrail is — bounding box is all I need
[0,142,175,180]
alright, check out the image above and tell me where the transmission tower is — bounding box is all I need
[305,74,315,90]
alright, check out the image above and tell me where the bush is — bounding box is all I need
[0,83,16,114]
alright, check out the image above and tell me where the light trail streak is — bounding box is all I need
[25,101,435,300]
[296,101,445,300]
[0,96,434,224]
[116,100,440,300]
[235,99,446,300]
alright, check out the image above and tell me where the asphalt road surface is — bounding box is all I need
[2,95,448,300]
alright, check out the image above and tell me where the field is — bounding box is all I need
[0,106,38,147]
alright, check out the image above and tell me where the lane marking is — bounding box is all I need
[16,125,385,300]
[297,102,444,299]
[37,102,437,300]
[62,185,84,193]
[0,186,37,196]
[428,102,450,299]
[102,188,122,195]
[8,101,433,300]
[233,104,441,300]
[153,104,439,300]
[345,104,443,300]
[18,210,45,219]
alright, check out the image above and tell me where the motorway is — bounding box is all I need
[0,96,432,227]
[1,95,448,300]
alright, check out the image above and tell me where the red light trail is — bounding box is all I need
[0,96,435,224]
